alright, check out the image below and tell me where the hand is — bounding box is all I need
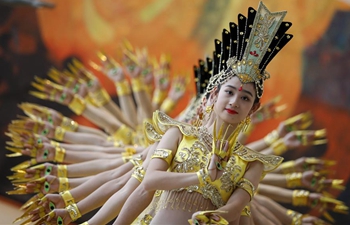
[33,208,71,225]
[301,215,331,225]
[301,171,343,192]
[251,96,286,124]
[26,175,60,194]
[190,210,228,225]
[276,112,313,138]
[282,130,327,150]
[25,163,58,178]
[168,76,187,102]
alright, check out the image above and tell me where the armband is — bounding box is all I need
[131,77,144,92]
[58,177,70,192]
[292,190,309,206]
[57,164,67,177]
[66,203,82,221]
[151,149,173,165]
[286,172,303,188]
[264,130,279,146]
[160,98,175,113]
[54,146,66,163]
[54,126,66,141]
[131,166,146,183]
[271,138,288,155]
[115,80,131,96]
[60,117,78,132]
[68,95,86,115]
[237,178,255,201]
[60,190,75,206]
[280,160,296,174]
[112,124,134,145]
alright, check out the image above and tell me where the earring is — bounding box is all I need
[242,116,251,132]
[205,104,214,114]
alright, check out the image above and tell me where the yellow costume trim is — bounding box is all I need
[66,203,82,221]
[152,89,167,106]
[54,126,66,141]
[115,80,131,96]
[131,166,146,183]
[143,120,163,144]
[160,98,176,113]
[58,177,70,192]
[286,209,303,225]
[57,165,67,177]
[54,146,66,163]
[60,117,78,132]
[50,140,60,147]
[286,172,302,188]
[151,149,173,165]
[264,129,279,146]
[131,77,145,92]
[60,190,75,206]
[89,88,111,107]
[271,138,288,155]
[188,210,229,225]
[112,125,134,145]
[237,178,255,201]
[280,160,296,174]
[292,190,309,206]
[129,155,143,167]
[68,95,86,115]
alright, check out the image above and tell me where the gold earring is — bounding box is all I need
[242,116,251,131]
[205,104,214,114]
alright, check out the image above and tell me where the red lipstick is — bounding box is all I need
[225,108,238,114]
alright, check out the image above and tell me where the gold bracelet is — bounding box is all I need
[89,88,111,107]
[131,166,146,183]
[151,149,173,165]
[280,160,296,174]
[264,130,279,146]
[292,190,309,206]
[122,147,136,157]
[152,89,167,106]
[54,146,66,163]
[54,126,66,141]
[271,138,288,155]
[50,140,60,147]
[129,155,143,166]
[60,117,78,132]
[286,172,303,188]
[286,209,303,225]
[196,168,211,188]
[237,178,256,201]
[58,177,70,192]
[115,80,131,96]
[57,164,67,177]
[131,77,144,92]
[160,98,176,113]
[68,95,86,115]
[65,203,82,222]
[60,190,75,206]
[112,124,134,145]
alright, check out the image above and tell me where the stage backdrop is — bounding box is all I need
[0,0,349,223]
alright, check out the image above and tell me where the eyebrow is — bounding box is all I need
[225,84,254,97]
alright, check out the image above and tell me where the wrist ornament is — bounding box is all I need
[152,89,167,106]
[68,95,86,115]
[60,190,75,206]
[54,146,66,163]
[280,160,296,174]
[271,138,288,155]
[264,129,279,146]
[89,88,111,107]
[57,164,67,177]
[237,178,256,201]
[115,79,131,96]
[292,190,310,206]
[58,177,70,192]
[160,98,176,113]
[286,172,302,188]
[112,124,134,145]
[60,117,78,132]
[65,203,82,222]
[131,77,145,92]
[286,209,303,225]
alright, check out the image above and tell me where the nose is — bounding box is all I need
[229,96,239,108]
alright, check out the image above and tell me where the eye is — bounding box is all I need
[242,96,251,101]
[225,90,233,95]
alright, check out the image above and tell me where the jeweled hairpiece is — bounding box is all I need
[206,1,293,98]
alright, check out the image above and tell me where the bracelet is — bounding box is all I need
[60,190,75,206]
[112,124,134,145]
[68,95,86,115]
[237,178,256,201]
[65,203,82,222]
[115,80,131,96]
[131,166,146,183]
[131,77,144,92]
[151,149,173,165]
[60,117,78,132]
[292,190,310,206]
[54,126,66,141]
[50,140,60,147]
[286,172,303,188]
[54,146,66,163]
[89,88,111,107]
[264,130,279,146]
[280,160,296,174]
[286,209,303,225]
[271,138,288,155]
[57,164,67,177]
[160,98,176,113]
[152,89,167,106]
[58,177,70,192]
[196,168,211,188]
[122,147,136,157]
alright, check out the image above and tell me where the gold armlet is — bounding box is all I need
[122,147,136,157]
[60,190,75,206]
[58,177,70,192]
[152,89,167,106]
[50,140,60,147]
[129,155,143,166]
[151,149,173,165]
[131,77,145,92]
[271,138,288,155]
[237,178,255,201]
[54,126,66,141]
[264,130,279,146]
[54,146,66,163]
[292,190,309,206]
[112,124,134,145]
[60,117,78,132]
[160,98,176,113]
[131,166,145,183]
[65,203,82,222]
[68,95,86,115]
[90,88,111,107]
[115,80,131,96]
[286,209,303,225]
[280,160,296,174]
[286,172,302,188]
[57,165,67,177]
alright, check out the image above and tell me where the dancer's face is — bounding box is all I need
[212,76,259,125]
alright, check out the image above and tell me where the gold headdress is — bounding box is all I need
[206,2,293,98]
